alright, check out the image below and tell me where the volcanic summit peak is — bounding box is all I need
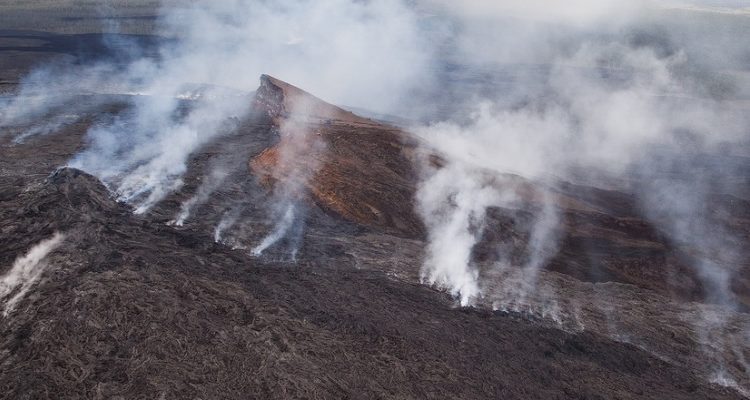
[254,74,375,126]
[249,75,425,238]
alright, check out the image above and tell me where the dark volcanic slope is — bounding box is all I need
[0,3,748,399]
[0,167,741,400]
[0,74,746,398]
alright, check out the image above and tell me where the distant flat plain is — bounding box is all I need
[0,1,162,91]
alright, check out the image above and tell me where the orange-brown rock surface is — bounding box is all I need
[250,75,425,238]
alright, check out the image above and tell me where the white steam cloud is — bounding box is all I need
[3,0,435,215]
[414,0,750,307]
[1,0,746,311]
[417,164,497,305]
[251,100,326,259]
[410,0,750,391]
[2,0,749,389]
[0,233,65,316]
[69,86,249,214]
[215,209,242,245]
[252,203,298,257]
[169,168,229,227]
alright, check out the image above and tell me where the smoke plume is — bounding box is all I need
[413,0,750,307]
[251,99,326,259]
[410,0,750,390]
[2,0,749,388]
[2,0,435,216]
[169,167,229,227]
[0,233,65,316]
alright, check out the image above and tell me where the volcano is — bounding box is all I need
[2,2,750,396]
[250,74,425,238]
[0,72,748,399]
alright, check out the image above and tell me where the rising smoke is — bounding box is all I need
[251,97,327,259]
[169,167,229,227]
[413,0,750,308]
[1,0,749,388]
[0,233,65,316]
[0,0,745,302]
[2,0,435,216]
[411,0,750,391]
[0,0,745,303]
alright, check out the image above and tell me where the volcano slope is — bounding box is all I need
[0,141,744,399]
[0,72,748,399]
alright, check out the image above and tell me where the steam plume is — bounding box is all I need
[0,233,65,316]
[251,101,326,259]
[2,1,749,388]
[169,168,229,227]
[411,1,750,390]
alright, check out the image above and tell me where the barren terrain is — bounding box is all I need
[1,2,749,399]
